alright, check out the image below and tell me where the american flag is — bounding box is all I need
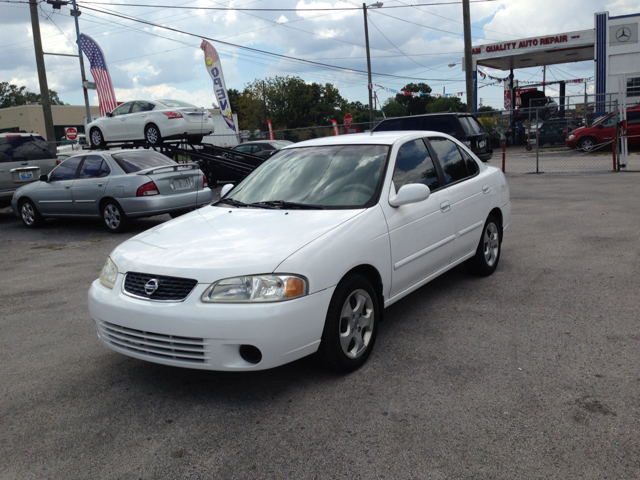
[80,34,117,116]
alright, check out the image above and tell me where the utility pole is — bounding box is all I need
[363,3,374,124]
[262,81,268,135]
[29,0,56,145]
[70,0,92,126]
[462,0,474,114]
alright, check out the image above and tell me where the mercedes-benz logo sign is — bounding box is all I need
[616,27,631,42]
[144,278,159,295]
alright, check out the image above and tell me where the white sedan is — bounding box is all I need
[88,131,511,372]
[88,99,214,148]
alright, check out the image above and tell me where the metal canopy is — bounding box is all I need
[472,29,595,72]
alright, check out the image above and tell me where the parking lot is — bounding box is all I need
[1,172,639,479]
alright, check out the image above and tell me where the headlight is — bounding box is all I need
[99,257,118,289]
[201,275,307,303]
[567,134,575,140]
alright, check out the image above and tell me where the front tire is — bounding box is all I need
[19,199,44,228]
[101,200,129,233]
[315,274,378,372]
[145,124,162,145]
[465,214,501,276]
[578,137,596,152]
[90,127,106,148]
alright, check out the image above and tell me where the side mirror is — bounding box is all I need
[389,183,430,207]
[220,183,234,198]
[39,174,48,182]
[106,112,113,118]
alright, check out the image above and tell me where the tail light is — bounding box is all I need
[56,159,62,165]
[162,111,183,119]
[202,174,208,189]
[136,181,159,196]
[563,126,568,134]
[537,129,540,136]
[208,113,212,118]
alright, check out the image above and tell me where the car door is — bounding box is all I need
[72,155,111,216]
[126,101,156,140]
[102,102,134,141]
[37,156,83,215]
[428,136,492,264]
[379,138,454,299]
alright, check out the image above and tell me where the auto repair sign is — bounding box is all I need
[201,39,236,132]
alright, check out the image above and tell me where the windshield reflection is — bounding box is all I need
[226,145,389,208]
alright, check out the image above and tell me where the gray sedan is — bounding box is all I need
[11,149,213,232]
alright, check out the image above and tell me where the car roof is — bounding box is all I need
[0,132,46,138]
[284,131,446,148]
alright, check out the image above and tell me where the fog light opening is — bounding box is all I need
[239,345,262,364]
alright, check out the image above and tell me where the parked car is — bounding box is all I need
[57,133,87,155]
[88,130,511,372]
[230,140,294,159]
[373,113,493,162]
[0,132,57,208]
[11,149,213,232]
[88,99,214,148]
[566,108,640,152]
[537,118,580,146]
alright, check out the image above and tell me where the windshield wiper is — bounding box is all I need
[250,200,324,210]
[217,198,249,208]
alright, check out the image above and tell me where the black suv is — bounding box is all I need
[372,113,493,162]
[537,118,580,146]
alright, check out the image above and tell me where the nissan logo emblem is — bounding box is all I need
[144,279,159,295]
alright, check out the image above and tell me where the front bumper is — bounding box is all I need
[88,277,335,371]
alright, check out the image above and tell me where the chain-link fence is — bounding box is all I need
[478,94,628,173]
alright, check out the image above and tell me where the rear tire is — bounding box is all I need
[101,200,129,233]
[90,127,106,149]
[464,214,501,276]
[315,273,378,372]
[19,199,44,228]
[145,124,162,146]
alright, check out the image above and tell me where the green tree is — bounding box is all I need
[0,82,65,108]
[424,96,467,113]
[395,83,433,115]
[382,98,406,118]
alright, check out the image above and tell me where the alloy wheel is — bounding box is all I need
[21,202,35,225]
[103,204,121,230]
[483,222,500,267]
[339,289,374,359]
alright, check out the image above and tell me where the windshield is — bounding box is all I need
[226,145,389,208]
[157,99,197,108]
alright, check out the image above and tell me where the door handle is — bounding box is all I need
[22,162,28,165]
[120,118,126,121]
[440,201,450,213]
[65,185,71,189]
[482,184,491,194]
[97,183,104,187]
[141,114,147,118]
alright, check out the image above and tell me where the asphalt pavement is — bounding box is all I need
[1,172,639,479]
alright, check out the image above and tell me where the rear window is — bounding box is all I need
[0,135,56,163]
[458,116,484,135]
[111,151,176,173]
[156,99,196,108]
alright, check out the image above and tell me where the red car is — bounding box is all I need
[566,107,640,152]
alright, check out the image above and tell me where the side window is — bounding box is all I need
[460,148,479,176]
[132,101,155,113]
[392,139,439,191]
[428,137,470,184]
[78,155,107,179]
[235,145,252,154]
[112,102,132,116]
[627,111,640,125]
[50,157,82,181]
[98,160,111,177]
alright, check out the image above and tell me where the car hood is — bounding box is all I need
[110,205,365,283]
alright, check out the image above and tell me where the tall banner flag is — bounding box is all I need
[267,119,274,140]
[331,119,339,136]
[201,39,236,132]
[79,34,117,116]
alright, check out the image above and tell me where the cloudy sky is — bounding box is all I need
[1,0,637,115]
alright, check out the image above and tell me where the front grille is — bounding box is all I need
[124,272,197,301]
[101,321,206,363]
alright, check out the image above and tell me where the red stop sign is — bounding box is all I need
[344,113,353,127]
[65,127,78,140]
